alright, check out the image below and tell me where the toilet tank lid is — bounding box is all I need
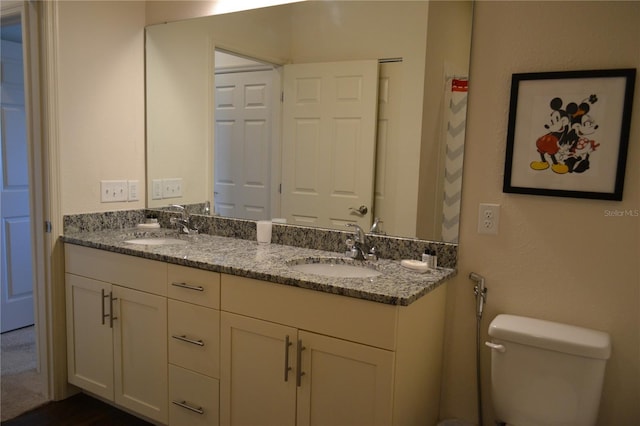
[488,314,611,360]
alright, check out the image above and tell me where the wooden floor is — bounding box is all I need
[1,393,152,426]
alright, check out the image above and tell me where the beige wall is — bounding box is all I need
[53,1,639,423]
[57,1,146,214]
[440,2,640,424]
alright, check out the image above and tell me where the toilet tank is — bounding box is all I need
[487,314,611,426]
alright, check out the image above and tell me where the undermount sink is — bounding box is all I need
[288,257,381,278]
[124,238,188,246]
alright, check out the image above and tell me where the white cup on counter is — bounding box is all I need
[256,220,272,244]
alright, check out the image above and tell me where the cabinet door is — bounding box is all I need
[297,331,394,426]
[113,285,168,424]
[65,274,114,400]
[220,312,297,426]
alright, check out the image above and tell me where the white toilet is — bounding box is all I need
[486,314,611,426]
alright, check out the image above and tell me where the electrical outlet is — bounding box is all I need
[478,203,500,234]
[100,180,128,202]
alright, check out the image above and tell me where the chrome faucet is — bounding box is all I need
[345,223,376,261]
[169,204,198,234]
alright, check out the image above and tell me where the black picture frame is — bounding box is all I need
[503,68,635,201]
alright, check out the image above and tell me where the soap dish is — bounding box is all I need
[400,259,430,273]
[137,219,160,229]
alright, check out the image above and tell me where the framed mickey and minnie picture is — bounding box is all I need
[503,68,636,200]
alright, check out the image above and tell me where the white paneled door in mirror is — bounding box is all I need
[281,60,378,230]
[214,69,277,220]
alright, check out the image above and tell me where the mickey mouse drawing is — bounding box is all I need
[530,95,599,174]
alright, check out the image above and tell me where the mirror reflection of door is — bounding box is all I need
[1,19,34,332]
[213,50,278,221]
[281,60,379,230]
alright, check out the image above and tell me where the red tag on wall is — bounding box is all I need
[452,79,468,92]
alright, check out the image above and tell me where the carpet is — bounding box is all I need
[1,326,48,421]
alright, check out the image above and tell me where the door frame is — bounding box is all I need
[2,0,68,401]
[36,0,69,400]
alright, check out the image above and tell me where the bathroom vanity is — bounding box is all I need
[63,229,454,426]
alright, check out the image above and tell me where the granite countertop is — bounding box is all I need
[62,228,456,306]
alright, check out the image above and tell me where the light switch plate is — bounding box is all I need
[151,179,163,200]
[100,180,128,203]
[162,178,183,199]
[128,180,139,201]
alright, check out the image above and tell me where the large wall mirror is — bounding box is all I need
[146,0,472,243]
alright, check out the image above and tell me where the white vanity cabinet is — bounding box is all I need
[167,264,221,426]
[65,243,448,426]
[220,273,448,426]
[65,244,168,424]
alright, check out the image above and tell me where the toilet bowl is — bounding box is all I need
[486,314,610,426]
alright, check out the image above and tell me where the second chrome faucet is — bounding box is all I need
[345,223,377,261]
[170,204,198,234]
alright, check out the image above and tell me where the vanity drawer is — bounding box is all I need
[65,244,167,296]
[168,264,220,309]
[168,299,219,378]
[169,364,219,426]
[221,274,398,350]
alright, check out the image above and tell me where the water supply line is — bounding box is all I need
[469,272,487,426]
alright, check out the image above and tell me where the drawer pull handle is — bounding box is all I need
[172,400,204,415]
[171,282,204,292]
[172,334,205,346]
[284,335,292,382]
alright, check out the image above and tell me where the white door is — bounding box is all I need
[281,60,379,230]
[214,70,275,220]
[1,37,34,333]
